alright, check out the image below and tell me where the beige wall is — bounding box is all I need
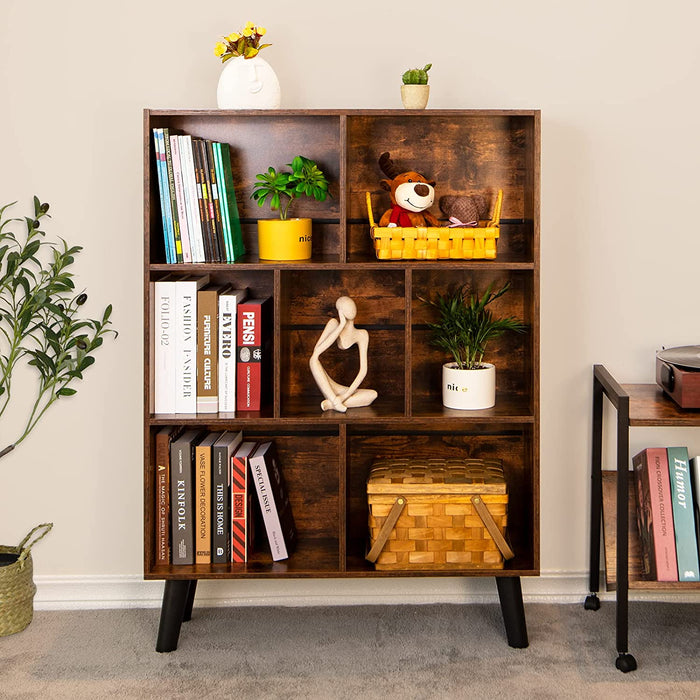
[1,0,699,603]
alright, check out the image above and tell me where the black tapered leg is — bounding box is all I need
[183,579,197,622]
[156,580,194,652]
[496,576,529,648]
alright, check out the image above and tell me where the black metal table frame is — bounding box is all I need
[585,364,637,672]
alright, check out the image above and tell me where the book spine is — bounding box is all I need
[218,294,236,413]
[192,139,213,263]
[211,444,230,563]
[690,457,700,561]
[154,279,176,414]
[155,430,172,565]
[174,280,198,414]
[162,128,183,263]
[197,290,219,413]
[195,441,212,564]
[667,446,700,581]
[180,135,205,264]
[206,140,226,263]
[170,441,194,565]
[169,134,192,263]
[249,448,288,561]
[643,448,678,581]
[231,450,248,562]
[219,142,246,260]
[211,141,234,263]
[237,301,261,411]
[153,129,174,264]
[200,140,223,262]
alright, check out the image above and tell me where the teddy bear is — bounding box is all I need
[377,152,440,228]
[438,194,489,227]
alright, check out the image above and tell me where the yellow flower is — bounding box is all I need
[214,42,226,57]
[245,21,255,29]
[242,27,253,37]
[226,32,240,42]
[257,26,266,36]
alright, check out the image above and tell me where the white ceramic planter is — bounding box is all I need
[401,84,430,109]
[442,362,496,410]
[216,55,281,109]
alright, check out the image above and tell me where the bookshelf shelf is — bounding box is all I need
[587,364,700,673]
[144,109,540,652]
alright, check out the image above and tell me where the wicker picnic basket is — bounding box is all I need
[366,458,513,570]
[0,523,53,636]
[366,189,503,261]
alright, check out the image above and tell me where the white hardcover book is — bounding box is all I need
[154,276,176,414]
[218,287,248,412]
[248,442,288,561]
[175,275,210,413]
[179,135,205,263]
[169,135,192,263]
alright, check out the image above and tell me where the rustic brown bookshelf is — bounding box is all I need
[587,365,700,672]
[143,109,541,651]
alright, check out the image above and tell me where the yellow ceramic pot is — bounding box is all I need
[257,218,312,260]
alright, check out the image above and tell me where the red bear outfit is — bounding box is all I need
[389,204,414,227]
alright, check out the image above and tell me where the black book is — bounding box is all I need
[170,429,206,565]
[211,430,243,563]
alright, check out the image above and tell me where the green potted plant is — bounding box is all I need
[421,281,526,410]
[0,197,116,636]
[251,155,330,260]
[401,63,432,109]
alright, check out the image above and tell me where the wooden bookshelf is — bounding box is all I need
[143,109,541,650]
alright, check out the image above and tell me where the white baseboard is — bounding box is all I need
[32,571,700,610]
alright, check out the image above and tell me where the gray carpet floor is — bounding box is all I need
[1,602,698,699]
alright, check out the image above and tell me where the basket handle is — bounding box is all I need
[365,192,376,228]
[17,523,53,565]
[488,189,503,227]
[470,496,514,560]
[366,496,406,563]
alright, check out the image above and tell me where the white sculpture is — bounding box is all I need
[309,296,378,413]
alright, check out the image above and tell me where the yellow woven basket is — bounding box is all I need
[366,190,502,261]
[366,458,513,570]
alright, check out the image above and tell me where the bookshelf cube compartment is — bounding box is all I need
[279,269,407,418]
[345,426,537,574]
[411,268,536,419]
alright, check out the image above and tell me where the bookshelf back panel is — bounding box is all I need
[149,114,341,220]
[345,114,536,222]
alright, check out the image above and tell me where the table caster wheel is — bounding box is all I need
[584,594,600,611]
[615,653,637,673]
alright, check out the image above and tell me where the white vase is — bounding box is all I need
[442,362,496,410]
[216,55,281,109]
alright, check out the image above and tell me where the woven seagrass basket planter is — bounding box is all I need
[0,524,52,637]
[366,458,513,570]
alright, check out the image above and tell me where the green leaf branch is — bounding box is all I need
[0,197,117,458]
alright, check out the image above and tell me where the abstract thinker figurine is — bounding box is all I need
[309,296,378,413]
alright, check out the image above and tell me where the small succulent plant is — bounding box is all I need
[402,64,432,85]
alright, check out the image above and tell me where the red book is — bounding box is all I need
[231,441,257,563]
[633,447,678,581]
[236,297,272,411]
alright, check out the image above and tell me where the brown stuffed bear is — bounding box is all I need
[377,152,440,228]
[438,194,489,226]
